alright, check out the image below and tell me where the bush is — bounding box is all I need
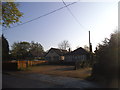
[91,31,119,88]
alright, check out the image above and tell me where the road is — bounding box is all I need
[2,73,100,88]
[2,74,64,88]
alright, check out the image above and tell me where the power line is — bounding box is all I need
[62,0,88,31]
[3,1,78,30]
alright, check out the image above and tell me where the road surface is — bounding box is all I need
[3,74,64,88]
[2,73,100,88]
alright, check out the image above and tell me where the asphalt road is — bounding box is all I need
[2,73,101,89]
[2,74,64,88]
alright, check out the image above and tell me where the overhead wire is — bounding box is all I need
[61,0,88,31]
[3,1,78,30]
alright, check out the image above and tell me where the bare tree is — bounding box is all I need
[58,40,70,50]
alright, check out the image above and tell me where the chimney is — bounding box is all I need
[68,48,71,52]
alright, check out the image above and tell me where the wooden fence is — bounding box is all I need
[2,60,48,71]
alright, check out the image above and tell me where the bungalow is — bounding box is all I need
[45,48,68,62]
[64,47,90,63]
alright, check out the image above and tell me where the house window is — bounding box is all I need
[61,56,64,60]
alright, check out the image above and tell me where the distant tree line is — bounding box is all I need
[1,35,45,61]
[1,36,72,61]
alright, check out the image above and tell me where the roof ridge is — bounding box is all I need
[51,48,67,51]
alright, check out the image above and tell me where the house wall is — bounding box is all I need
[65,55,87,62]
[45,49,60,61]
[65,55,73,62]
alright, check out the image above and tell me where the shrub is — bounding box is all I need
[91,31,119,88]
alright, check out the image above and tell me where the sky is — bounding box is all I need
[2,0,118,52]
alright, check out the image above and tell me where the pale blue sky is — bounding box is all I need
[2,1,118,51]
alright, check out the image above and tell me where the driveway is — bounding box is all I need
[3,72,101,88]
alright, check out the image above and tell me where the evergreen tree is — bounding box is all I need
[2,35,9,61]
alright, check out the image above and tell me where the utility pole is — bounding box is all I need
[89,31,90,51]
[89,31,93,67]
[89,31,92,52]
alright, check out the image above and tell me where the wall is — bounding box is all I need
[65,55,87,62]
[45,49,60,61]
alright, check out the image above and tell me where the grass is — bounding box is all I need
[15,65,92,79]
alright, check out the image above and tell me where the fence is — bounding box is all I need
[2,60,48,71]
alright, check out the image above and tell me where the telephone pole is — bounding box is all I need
[89,31,92,52]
